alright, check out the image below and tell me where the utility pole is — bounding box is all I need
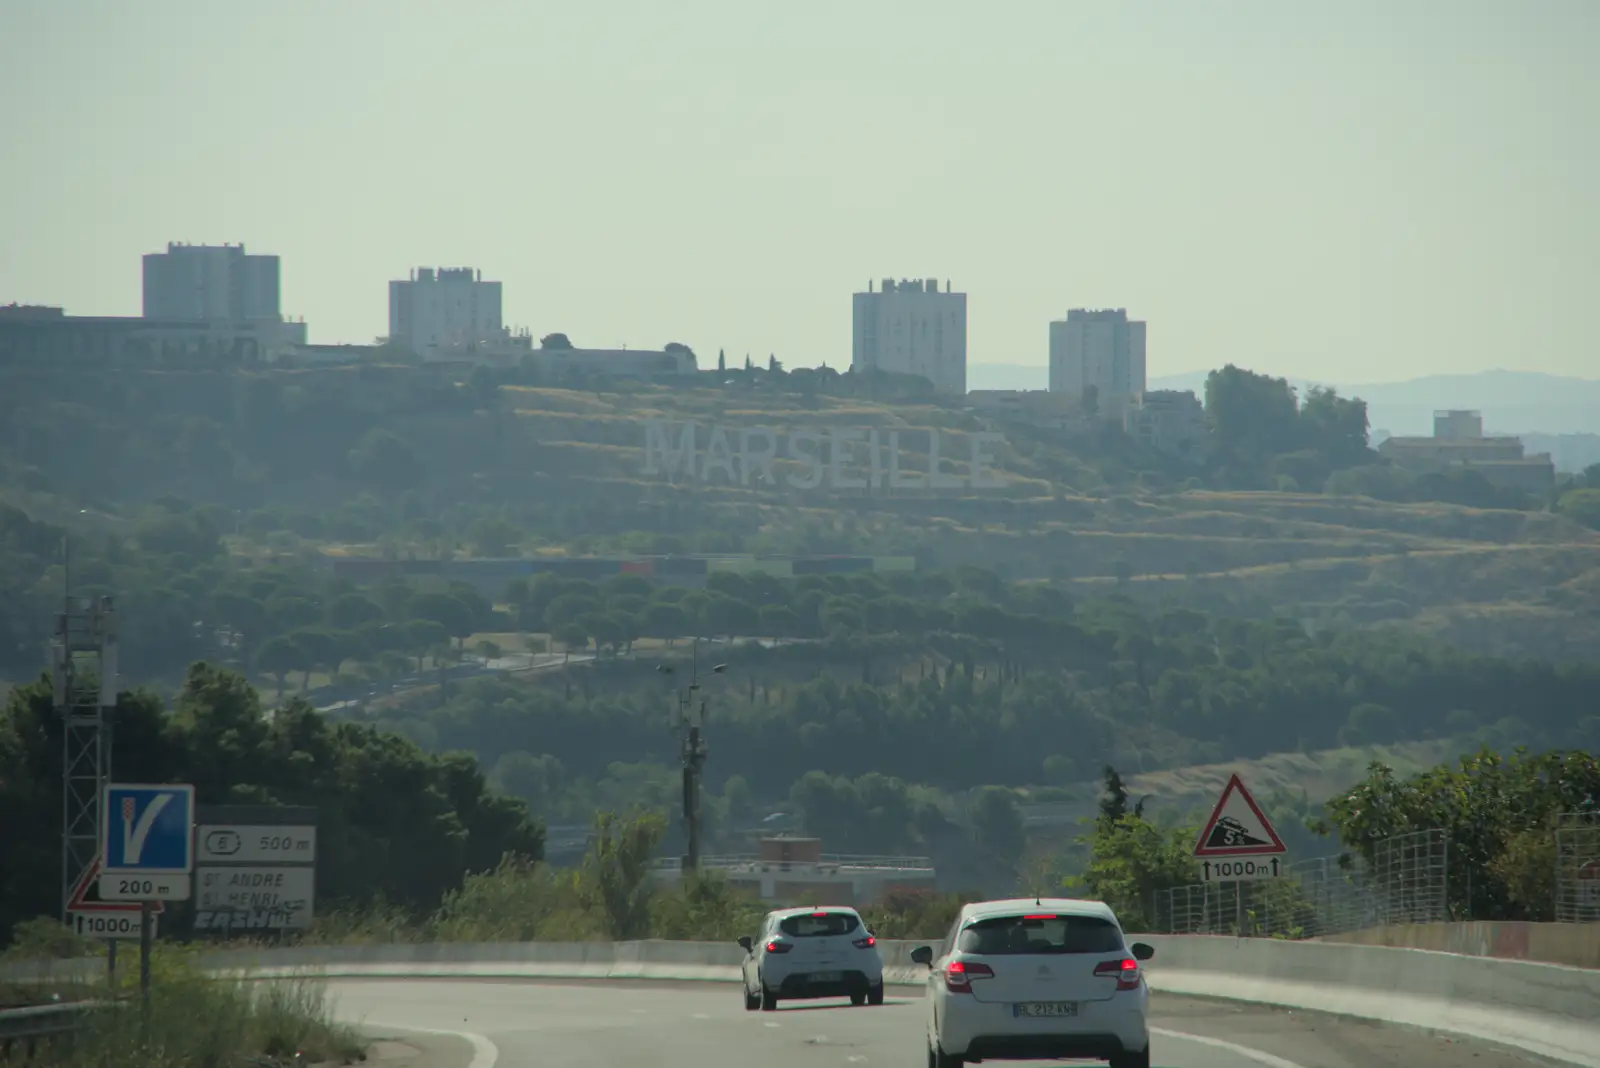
[53,538,118,972]
[657,639,726,875]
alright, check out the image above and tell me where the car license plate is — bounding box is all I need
[809,971,842,982]
[1013,1002,1078,1018]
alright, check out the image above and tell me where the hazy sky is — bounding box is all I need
[2,1,1594,382]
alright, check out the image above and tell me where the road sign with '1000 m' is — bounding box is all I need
[102,783,195,900]
[1193,773,1287,883]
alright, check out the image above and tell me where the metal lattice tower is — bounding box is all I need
[53,595,118,919]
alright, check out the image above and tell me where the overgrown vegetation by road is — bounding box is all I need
[0,932,361,1068]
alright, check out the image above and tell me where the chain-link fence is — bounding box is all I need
[1161,828,1449,938]
[1555,811,1600,924]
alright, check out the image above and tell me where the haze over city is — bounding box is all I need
[2,0,1595,382]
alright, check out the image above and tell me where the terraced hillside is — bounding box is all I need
[474,384,1600,661]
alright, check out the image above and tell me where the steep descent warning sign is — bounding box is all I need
[1193,773,1287,857]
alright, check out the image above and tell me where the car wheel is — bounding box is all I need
[932,1043,964,1068]
[850,992,866,1007]
[1110,1047,1150,1068]
[867,982,884,1006]
[761,984,778,1011]
[743,984,760,1011]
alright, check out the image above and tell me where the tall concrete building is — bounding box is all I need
[851,278,967,394]
[142,242,282,322]
[1048,307,1147,417]
[388,267,503,355]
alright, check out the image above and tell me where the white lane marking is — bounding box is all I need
[764,1021,780,1028]
[389,1025,500,1068]
[692,1013,710,1019]
[846,1056,867,1063]
[1152,1027,1309,1068]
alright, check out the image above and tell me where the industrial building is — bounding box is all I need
[1378,410,1556,496]
[0,303,305,367]
[388,267,504,356]
[851,278,967,394]
[142,242,283,323]
[1048,308,1147,419]
[1124,390,1207,461]
[649,837,936,906]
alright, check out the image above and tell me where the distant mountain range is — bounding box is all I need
[966,365,1600,472]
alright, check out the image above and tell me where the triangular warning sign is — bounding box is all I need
[1192,773,1287,857]
[66,858,165,914]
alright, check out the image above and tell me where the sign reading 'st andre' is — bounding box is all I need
[643,420,1005,491]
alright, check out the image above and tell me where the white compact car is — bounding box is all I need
[738,906,886,1010]
[911,897,1154,1068]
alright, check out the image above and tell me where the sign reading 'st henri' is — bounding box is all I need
[643,419,1006,491]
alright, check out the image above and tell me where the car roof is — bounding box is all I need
[958,898,1119,923]
[765,905,862,919]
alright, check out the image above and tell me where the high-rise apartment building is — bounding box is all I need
[388,267,503,355]
[851,278,967,394]
[1048,307,1146,417]
[142,242,282,322]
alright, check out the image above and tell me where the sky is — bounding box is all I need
[1,0,1595,382]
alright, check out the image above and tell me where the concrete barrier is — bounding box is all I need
[7,935,1597,1065]
[1320,920,1600,969]
[1135,934,1600,1068]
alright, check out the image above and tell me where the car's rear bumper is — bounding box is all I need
[938,997,1147,1059]
[774,969,879,999]
[963,1032,1137,1060]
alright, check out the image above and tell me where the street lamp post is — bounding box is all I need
[657,639,726,875]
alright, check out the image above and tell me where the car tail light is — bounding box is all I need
[765,940,793,954]
[1094,957,1141,991]
[852,935,876,949]
[944,960,994,994]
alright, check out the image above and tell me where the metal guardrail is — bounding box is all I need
[0,1001,102,1060]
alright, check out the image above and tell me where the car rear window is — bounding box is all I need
[957,914,1123,955]
[779,912,861,938]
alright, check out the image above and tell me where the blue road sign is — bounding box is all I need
[103,783,195,874]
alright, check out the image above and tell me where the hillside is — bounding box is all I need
[2,365,1597,668]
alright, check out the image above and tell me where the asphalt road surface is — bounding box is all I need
[325,979,1558,1068]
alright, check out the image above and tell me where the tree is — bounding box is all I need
[255,635,301,701]
[969,787,1026,881]
[1558,488,1600,531]
[1072,812,1200,932]
[768,354,783,373]
[348,429,422,494]
[407,619,450,670]
[541,333,574,350]
[640,602,687,645]
[408,592,479,649]
[717,349,726,373]
[0,667,544,945]
[469,517,521,557]
[329,593,385,630]
[1319,747,1600,922]
[554,621,590,661]
[581,809,666,939]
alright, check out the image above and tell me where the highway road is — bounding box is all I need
[325,979,1557,1068]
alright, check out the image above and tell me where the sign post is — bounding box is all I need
[101,783,195,1002]
[1191,774,1287,936]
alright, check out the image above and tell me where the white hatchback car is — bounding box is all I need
[738,906,886,1010]
[911,897,1154,1068]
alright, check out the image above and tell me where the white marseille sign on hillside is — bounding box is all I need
[642,420,1006,491]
